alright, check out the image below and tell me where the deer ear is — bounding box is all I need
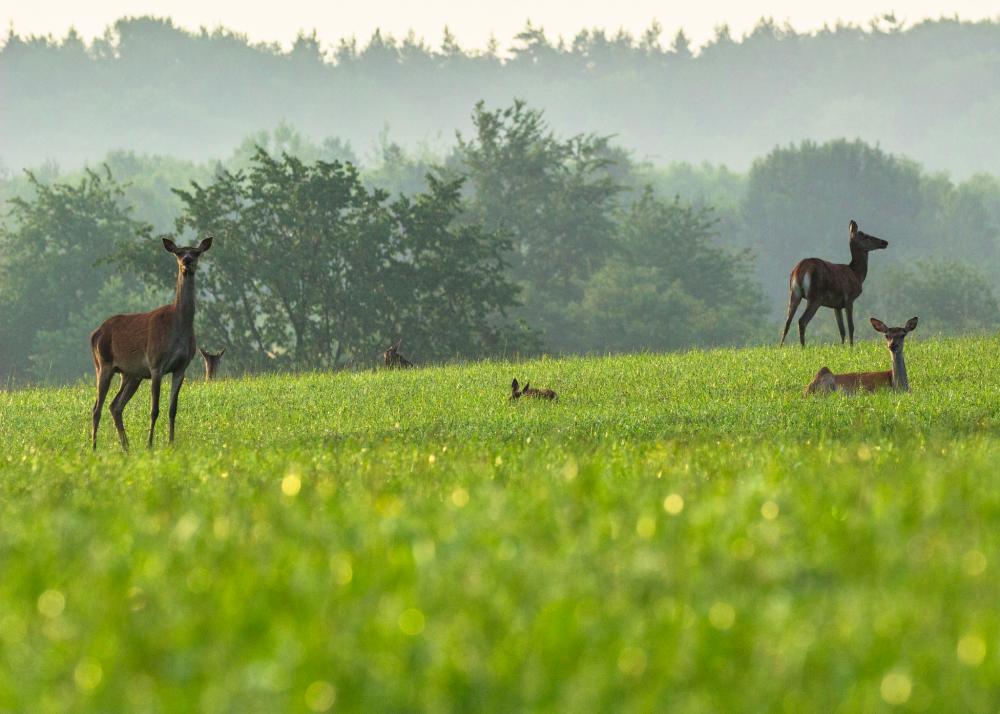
[523,382,530,392]
[870,317,888,333]
[197,236,214,252]
[162,238,178,253]
[219,347,226,356]
[905,317,918,332]
[199,347,208,358]
[849,220,858,236]
[511,378,519,392]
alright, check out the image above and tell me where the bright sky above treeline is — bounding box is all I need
[6,0,999,50]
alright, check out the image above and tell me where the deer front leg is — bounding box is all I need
[147,372,162,449]
[797,301,821,347]
[168,369,186,444]
[846,304,856,346]
[834,309,846,344]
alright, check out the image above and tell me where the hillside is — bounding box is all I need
[2,336,1000,710]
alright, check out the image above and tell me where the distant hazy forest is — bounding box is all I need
[2,16,1000,384]
[4,15,1000,176]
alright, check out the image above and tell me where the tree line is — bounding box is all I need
[2,101,999,385]
[4,15,1000,177]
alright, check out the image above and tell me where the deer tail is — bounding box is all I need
[790,268,811,299]
[89,328,102,371]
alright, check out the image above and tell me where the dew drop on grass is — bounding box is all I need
[451,487,469,508]
[37,590,65,619]
[617,646,647,677]
[957,634,987,666]
[562,458,578,482]
[281,473,301,497]
[708,601,736,630]
[74,657,103,691]
[304,681,336,712]
[398,608,425,636]
[880,671,912,705]
[761,501,779,520]
[663,494,684,515]
[330,554,353,586]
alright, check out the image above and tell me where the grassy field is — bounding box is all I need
[2,334,1000,712]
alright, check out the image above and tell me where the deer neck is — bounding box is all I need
[890,348,909,391]
[848,243,869,282]
[173,268,197,333]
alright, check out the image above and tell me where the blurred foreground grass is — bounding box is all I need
[2,335,1000,712]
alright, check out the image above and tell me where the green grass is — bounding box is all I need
[3,334,1000,712]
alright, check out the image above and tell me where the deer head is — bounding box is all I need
[163,236,213,275]
[200,347,226,380]
[849,220,888,253]
[870,316,918,354]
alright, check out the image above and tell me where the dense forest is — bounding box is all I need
[4,15,1000,176]
[3,16,1000,385]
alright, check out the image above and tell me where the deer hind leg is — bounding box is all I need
[167,369,186,444]
[846,304,856,346]
[110,375,142,452]
[834,309,847,344]
[92,366,115,450]
[797,301,822,347]
[780,293,803,346]
[147,372,163,450]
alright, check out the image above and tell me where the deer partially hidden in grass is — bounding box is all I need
[805,317,918,395]
[383,340,413,368]
[90,236,213,450]
[510,378,557,401]
[200,347,225,380]
[780,220,889,347]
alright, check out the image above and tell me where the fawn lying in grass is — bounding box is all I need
[804,317,918,395]
[510,378,557,401]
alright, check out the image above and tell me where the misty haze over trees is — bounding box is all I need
[4,15,1000,176]
[2,15,1000,385]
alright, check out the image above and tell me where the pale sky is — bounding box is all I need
[5,0,999,51]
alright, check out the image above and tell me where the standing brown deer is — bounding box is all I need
[200,347,225,380]
[804,316,918,395]
[90,236,213,450]
[780,220,889,347]
[383,340,413,368]
[510,378,557,401]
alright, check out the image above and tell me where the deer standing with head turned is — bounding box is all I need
[383,340,413,368]
[780,220,889,347]
[804,317,918,395]
[90,236,213,451]
[200,347,225,380]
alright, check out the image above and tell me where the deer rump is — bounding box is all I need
[789,258,862,308]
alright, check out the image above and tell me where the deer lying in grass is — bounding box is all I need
[781,220,889,347]
[200,347,225,380]
[383,340,413,368]
[90,236,212,450]
[804,317,918,395]
[510,378,557,401]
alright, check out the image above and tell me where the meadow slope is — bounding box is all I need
[2,335,1000,712]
